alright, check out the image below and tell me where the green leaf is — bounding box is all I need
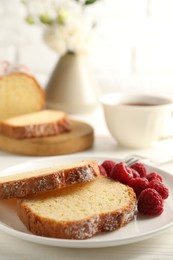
[74,0,98,5]
[85,0,98,5]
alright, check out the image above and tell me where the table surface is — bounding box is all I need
[0,107,173,260]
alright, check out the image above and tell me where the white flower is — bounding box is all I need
[43,14,93,55]
[23,0,97,55]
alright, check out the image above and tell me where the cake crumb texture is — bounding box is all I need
[17,177,136,239]
[0,73,45,120]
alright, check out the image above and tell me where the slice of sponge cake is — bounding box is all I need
[0,61,45,120]
[17,176,136,239]
[0,110,71,139]
[0,160,100,199]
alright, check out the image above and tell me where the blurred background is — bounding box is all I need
[1,0,173,96]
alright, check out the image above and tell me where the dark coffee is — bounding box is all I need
[121,103,159,106]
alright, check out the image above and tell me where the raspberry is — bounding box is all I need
[128,177,149,197]
[131,169,140,178]
[137,188,163,216]
[146,172,163,182]
[130,162,147,178]
[110,162,133,184]
[148,179,169,199]
[101,160,116,177]
[99,165,107,177]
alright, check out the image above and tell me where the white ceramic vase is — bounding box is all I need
[45,52,99,114]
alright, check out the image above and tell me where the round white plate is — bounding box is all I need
[0,154,173,248]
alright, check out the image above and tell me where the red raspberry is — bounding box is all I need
[130,162,147,178]
[148,179,169,199]
[99,165,107,177]
[137,188,163,216]
[146,172,163,182]
[128,177,149,196]
[101,160,116,177]
[110,162,133,184]
[131,169,140,178]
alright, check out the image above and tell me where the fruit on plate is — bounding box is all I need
[100,160,169,216]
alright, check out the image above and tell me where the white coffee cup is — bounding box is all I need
[100,93,173,148]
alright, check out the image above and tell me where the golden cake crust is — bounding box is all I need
[0,160,100,199]
[17,177,136,240]
[0,110,71,139]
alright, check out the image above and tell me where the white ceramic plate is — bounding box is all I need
[0,154,173,248]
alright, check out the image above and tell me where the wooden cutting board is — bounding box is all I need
[0,120,94,156]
